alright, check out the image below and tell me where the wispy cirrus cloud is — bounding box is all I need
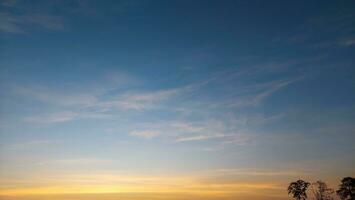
[0,12,65,33]
[14,77,210,124]
[175,131,252,146]
[24,111,78,124]
[128,119,254,148]
[274,11,355,50]
[171,122,204,133]
[338,36,355,46]
[12,70,299,130]
[13,71,292,150]
[0,12,22,33]
[37,158,113,166]
[7,140,59,150]
[175,134,227,142]
[14,86,97,108]
[200,168,309,177]
[129,130,160,139]
[100,88,181,110]
[216,78,302,109]
[0,0,66,33]
[100,78,212,111]
[24,111,111,124]
[13,74,205,111]
[1,0,17,7]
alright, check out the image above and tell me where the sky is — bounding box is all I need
[0,0,354,199]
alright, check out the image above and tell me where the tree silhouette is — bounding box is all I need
[288,180,310,200]
[336,177,355,200]
[311,181,334,200]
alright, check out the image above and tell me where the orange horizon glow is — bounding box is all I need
[0,172,285,198]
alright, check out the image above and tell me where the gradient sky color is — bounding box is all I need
[0,0,354,199]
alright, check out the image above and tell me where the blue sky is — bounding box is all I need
[0,0,354,199]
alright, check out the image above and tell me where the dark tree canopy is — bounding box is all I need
[336,177,355,200]
[311,181,334,200]
[288,180,311,200]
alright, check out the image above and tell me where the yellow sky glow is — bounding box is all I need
[0,173,284,198]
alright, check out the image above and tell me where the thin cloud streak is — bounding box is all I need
[7,140,59,150]
[0,12,65,33]
[338,36,355,46]
[175,134,227,142]
[129,130,160,139]
[14,72,301,122]
[14,86,98,108]
[24,111,111,124]
[36,158,113,166]
[201,168,310,177]
[217,78,303,109]
[100,89,181,110]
